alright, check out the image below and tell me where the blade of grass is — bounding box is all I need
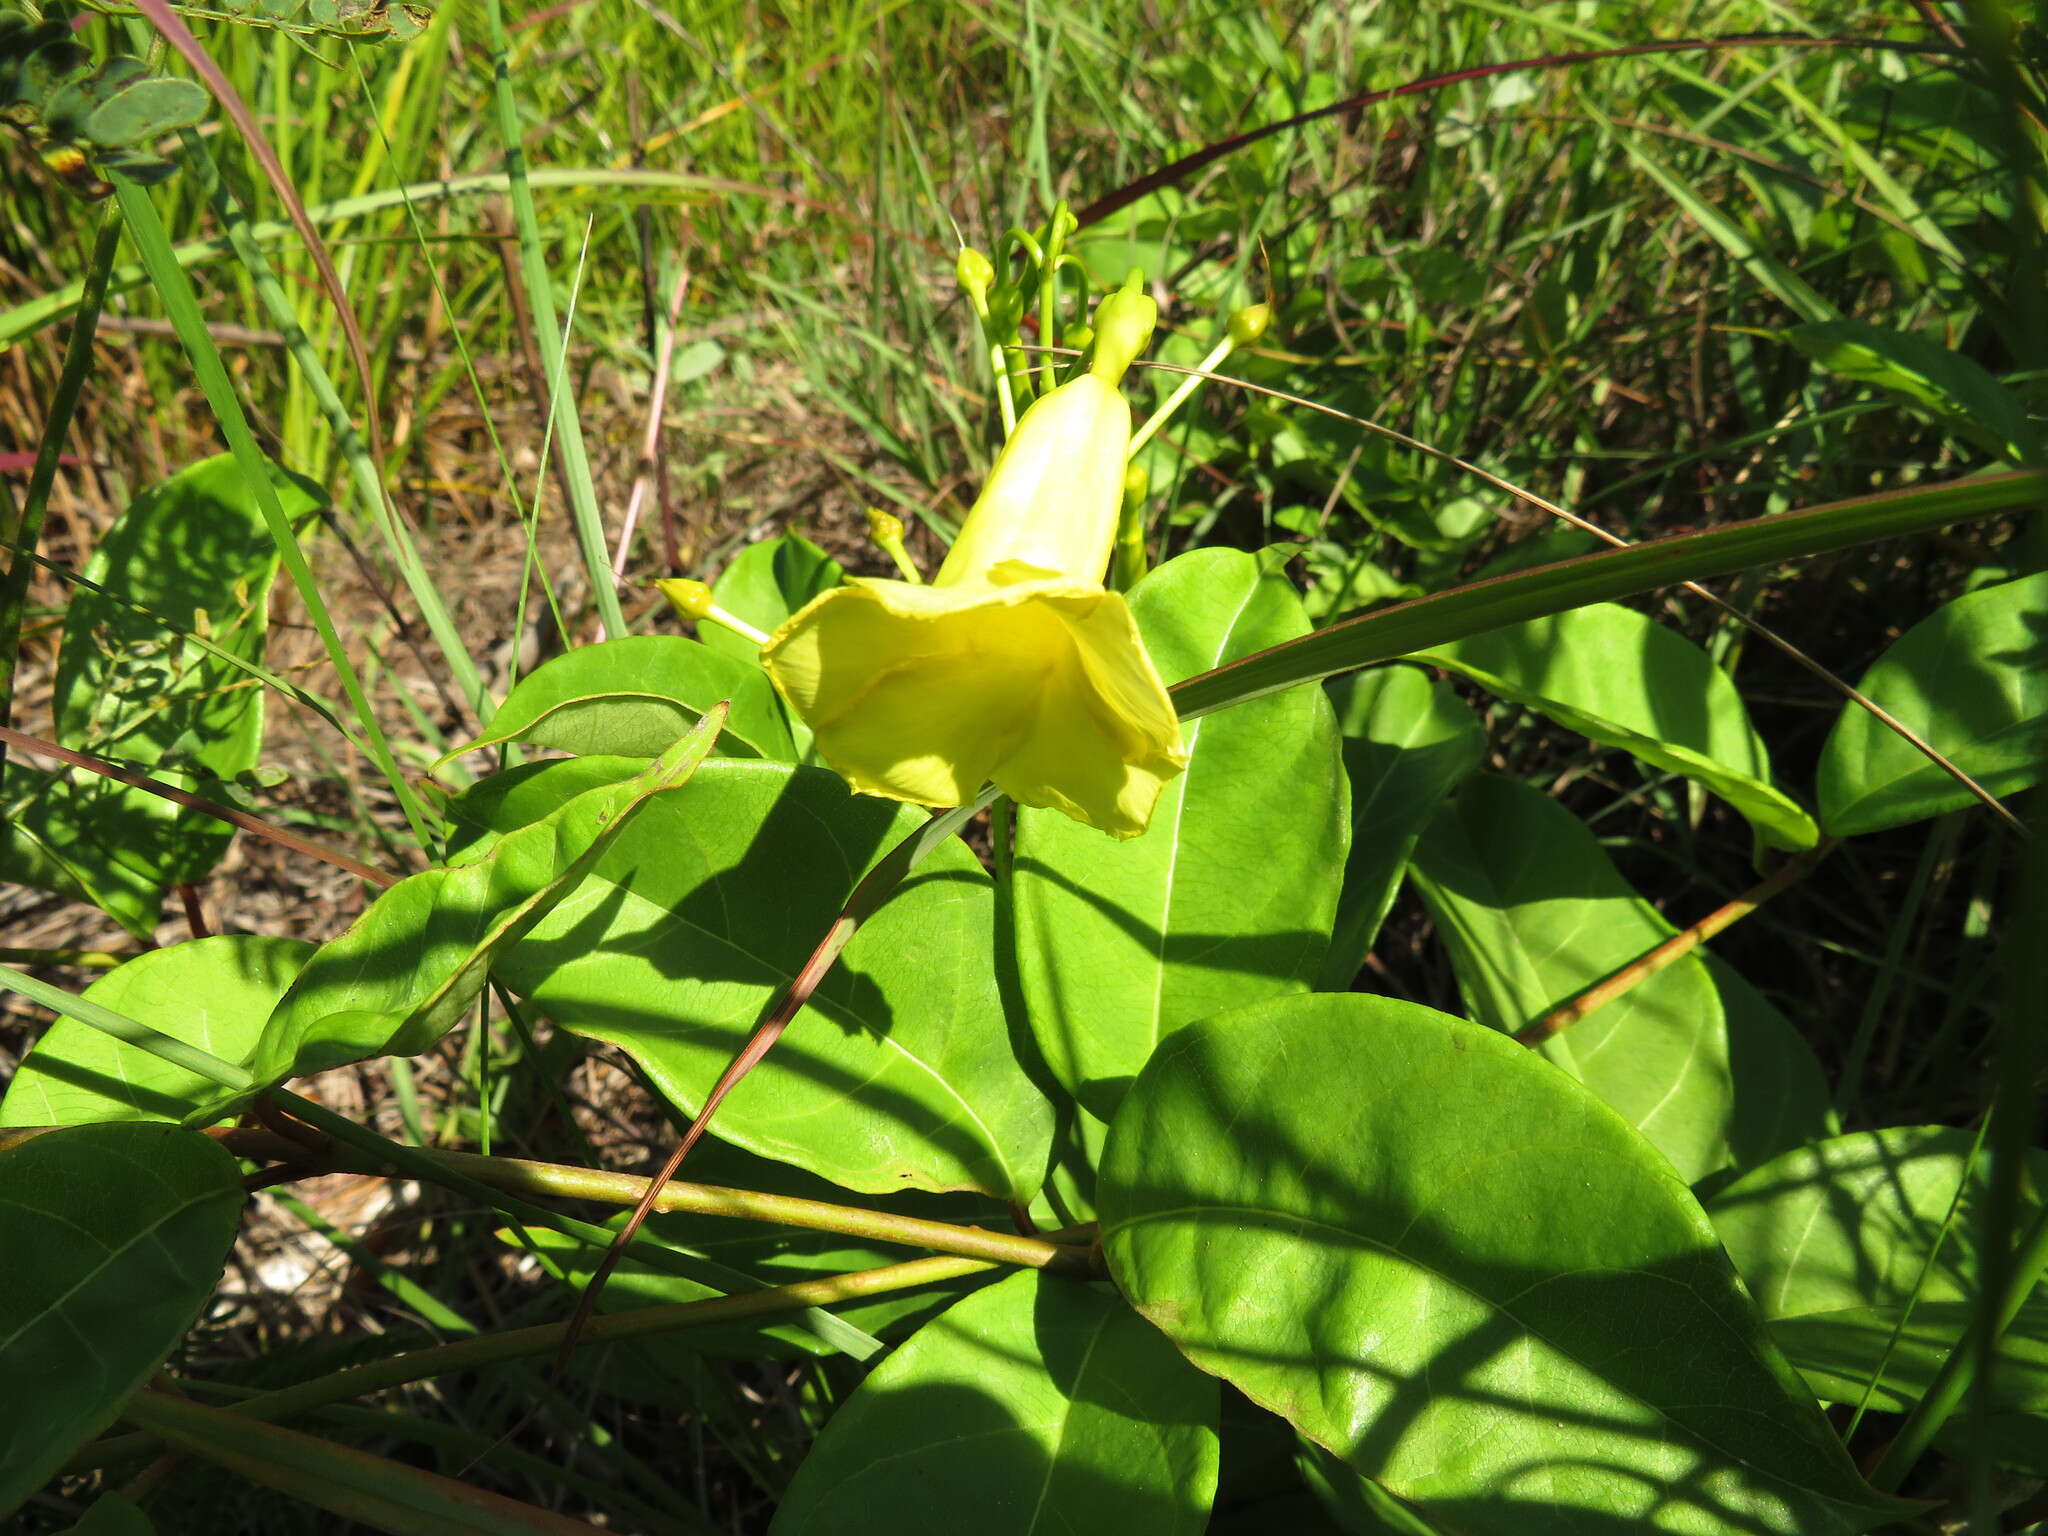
[1168,468,2048,718]
[111,179,433,846]
[482,0,626,641]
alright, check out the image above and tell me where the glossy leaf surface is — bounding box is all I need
[1411,774,1828,1182]
[1817,572,2048,835]
[1708,1127,2048,1412]
[0,936,310,1127]
[1013,548,1347,1127]
[211,717,724,1122]
[446,635,793,763]
[451,757,1050,1200]
[772,1269,1219,1536]
[1316,665,1483,990]
[1409,604,1816,851]
[0,1124,242,1516]
[1100,994,1900,1535]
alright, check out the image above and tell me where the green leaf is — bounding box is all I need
[0,1124,243,1517]
[448,757,1051,1201]
[1707,1127,2048,1413]
[1780,320,2037,463]
[1099,994,1905,1535]
[770,1270,1220,1536]
[442,635,793,764]
[1166,469,2048,721]
[1409,775,1829,1183]
[1817,572,2048,836]
[1409,604,1817,851]
[209,716,726,1122]
[64,1492,155,1535]
[80,76,209,148]
[0,455,310,933]
[1316,665,1483,990]
[0,935,310,1127]
[124,1389,610,1535]
[699,532,844,664]
[1013,547,1348,1129]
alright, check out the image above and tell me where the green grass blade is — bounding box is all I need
[1169,470,2048,719]
[113,179,434,846]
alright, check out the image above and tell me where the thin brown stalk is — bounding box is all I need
[1514,840,1836,1045]
[0,724,397,888]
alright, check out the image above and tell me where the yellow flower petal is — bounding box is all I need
[761,577,1187,837]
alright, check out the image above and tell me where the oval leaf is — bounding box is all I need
[1406,603,1818,850]
[0,935,310,1128]
[446,635,793,764]
[0,455,309,933]
[699,533,846,664]
[1409,774,1829,1183]
[1013,548,1348,1130]
[771,1270,1219,1536]
[1317,664,1483,990]
[0,1124,243,1516]
[450,757,1051,1201]
[1817,571,2048,835]
[1707,1127,2048,1412]
[209,717,724,1122]
[1099,994,1904,1535]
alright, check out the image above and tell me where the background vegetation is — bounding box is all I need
[2,0,2042,1530]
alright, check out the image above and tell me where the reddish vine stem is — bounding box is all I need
[551,791,996,1381]
[0,724,396,889]
[1514,839,1837,1045]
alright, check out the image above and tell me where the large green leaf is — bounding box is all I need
[0,935,310,1127]
[1817,572,2048,836]
[197,717,724,1123]
[1012,547,1348,1129]
[1098,995,1904,1535]
[443,635,793,763]
[698,532,845,664]
[770,1269,1219,1536]
[449,757,1051,1201]
[1707,1128,2048,1413]
[1408,604,1817,851]
[1316,665,1483,990]
[0,454,310,934]
[0,1123,243,1516]
[1410,775,1829,1183]
[1780,320,2037,463]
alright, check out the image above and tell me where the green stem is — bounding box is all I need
[1128,333,1236,456]
[76,1254,991,1475]
[1870,1199,2048,1490]
[416,1149,1094,1274]
[111,181,433,847]
[271,1090,878,1359]
[1168,469,2048,720]
[0,201,122,777]
[0,965,251,1089]
[481,0,626,642]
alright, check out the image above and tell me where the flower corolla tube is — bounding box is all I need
[760,287,1187,837]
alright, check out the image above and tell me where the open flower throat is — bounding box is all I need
[760,286,1188,837]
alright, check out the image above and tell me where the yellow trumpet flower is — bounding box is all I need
[760,286,1187,837]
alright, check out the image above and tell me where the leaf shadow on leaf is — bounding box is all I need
[1102,1005,1902,1536]
[1112,1190,1883,1534]
[503,786,1007,1182]
[1009,855,1326,1122]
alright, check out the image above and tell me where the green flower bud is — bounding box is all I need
[956,246,995,306]
[1088,271,1156,385]
[1228,302,1273,348]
